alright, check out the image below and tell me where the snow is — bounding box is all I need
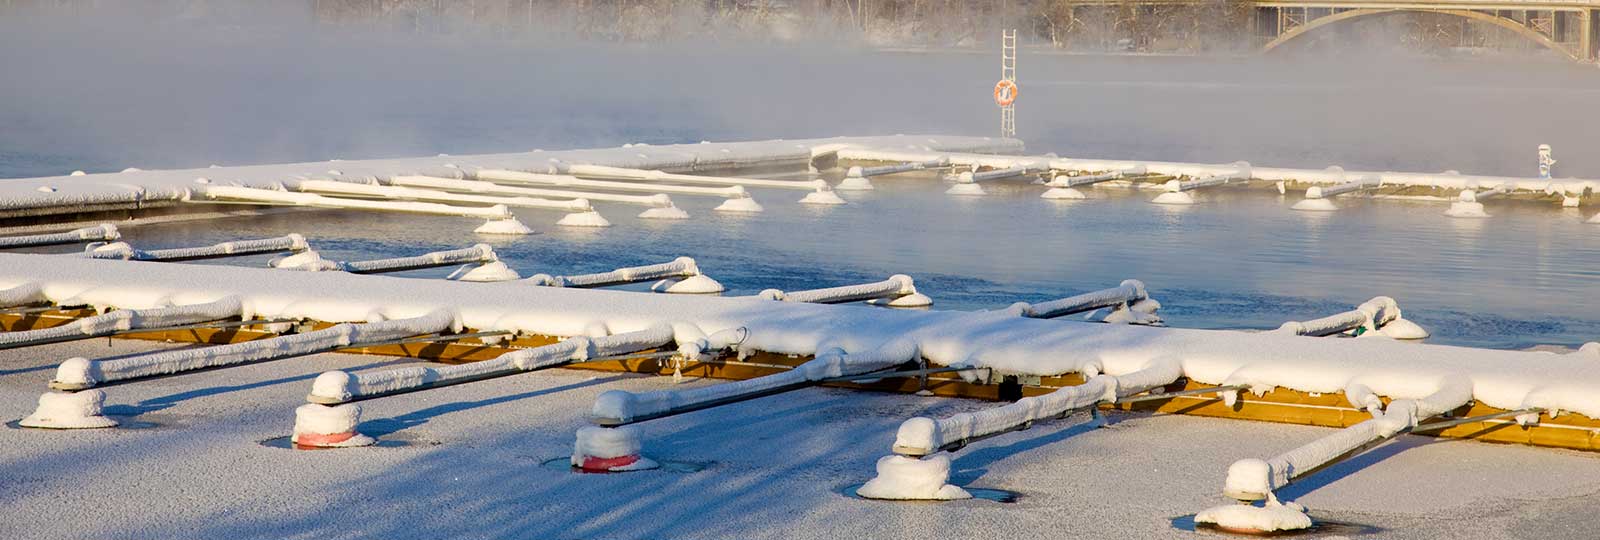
[18,389,118,429]
[474,217,534,236]
[836,173,875,191]
[0,223,119,248]
[0,282,45,308]
[637,206,691,220]
[202,186,514,220]
[562,164,828,192]
[1444,201,1489,218]
[1379,318,1430,340]
[6,255,1600,424]
[529,257,703,288]
[270,250,338,271]
[86,234,308,261]
[297,180,592,212]
[572,426,659,472]
[1020,280,1147,320]
[341,245,498,274]
[556,211,613,228]
[797,189,847,205]
[1277,296,1399,337]
[449,262,522,282]
[713,197,765,213]
[0,296,242,351]
[1149,191,1196,205]
[761,275,918,305]
[855,455,970,500]
[944,182,986,196]
[479,169,748,198]
[655,274,726,294]
[55,310,458,388]
[1040,187,1087,200]
[391,175,675,207]
[1195,498,1313,533]
[1290,197,1339,212]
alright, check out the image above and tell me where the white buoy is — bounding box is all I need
[714,196,765,213]
[474,217,535,235]
[291,403,375,448]
[450,261,522,282]
[556,211,613,228]
[1378,318,1430,340]
[1290,197,1338,212]
[1444,201,1488,218]
[638,206,690,220]
[19,390,118,429]
[856,454,971,500]
[572,426,659,472]
[1040,187,1087,199]
[652,274,726,294]
[798,188,847,205]
[837,167,875,191]
[946,172,986,196]
[1150,191,1196,205]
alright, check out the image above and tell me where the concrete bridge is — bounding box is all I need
[1254,0,1597,61]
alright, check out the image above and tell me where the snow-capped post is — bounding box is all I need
[1013,279,1160,325]
[524,257,724,294]
[838,157,951,191]
[1197,377,1475,533]
[859,357,1185,501]
[1444,185,1509,218]
[86,234,309,262]
[1040,166,1146,200]
[1277,296,1427,339]
[1151,162,1252,205]
[756,275,931,307]
[0,224,120,249]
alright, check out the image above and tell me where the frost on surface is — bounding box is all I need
[856,455,970,500]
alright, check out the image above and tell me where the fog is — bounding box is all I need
[2,4,1598,179]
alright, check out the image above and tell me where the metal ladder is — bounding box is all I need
[1001,28,1017,138]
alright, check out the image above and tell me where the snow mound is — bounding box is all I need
[1151,191,1196,205]
[798,189,847,205]
[557,211,612,228]
[474,217,535,235]
[572,426,659,472]
[20,390,118,429]
[1291,198,1339,212]
[1196,499,1313,533]
[450,261,521,282]
[714,197,764,213]
[836,175,875,191]
[292,403,375,448]
[653,274,725,294]
[637,206,690,220]
[856,455,971,500]
[866,292,933,308]
[1444,201,1488,218]
[1379,318,1430,340]
[1040,187,1086,199]
[945,183,986,196]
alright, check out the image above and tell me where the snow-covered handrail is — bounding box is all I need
[0,224,119,249]
[0,296,243,351]
[47,309,458,390]
[305,324,677,404]
[890,357,1183,456]
[85,234,308,262]
[1017,280,1148,320]
[275,244,499,274]
[200,186,511,219]
[1045,167,1148,188]
[1278,297,1401,337]
[756,275,927,307]
[591,339,919,426]
[297,180,592,212]
[1219,375,1474,502]
[560,164,829,192]
[0,283,45,308]
[390,175,675,207]
[528,257,700,288]
[476,169,747,198]
[852,157,950,178]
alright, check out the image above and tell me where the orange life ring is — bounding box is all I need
[993,79,1018,107]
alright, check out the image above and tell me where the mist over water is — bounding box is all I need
[2,9,1598,349]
